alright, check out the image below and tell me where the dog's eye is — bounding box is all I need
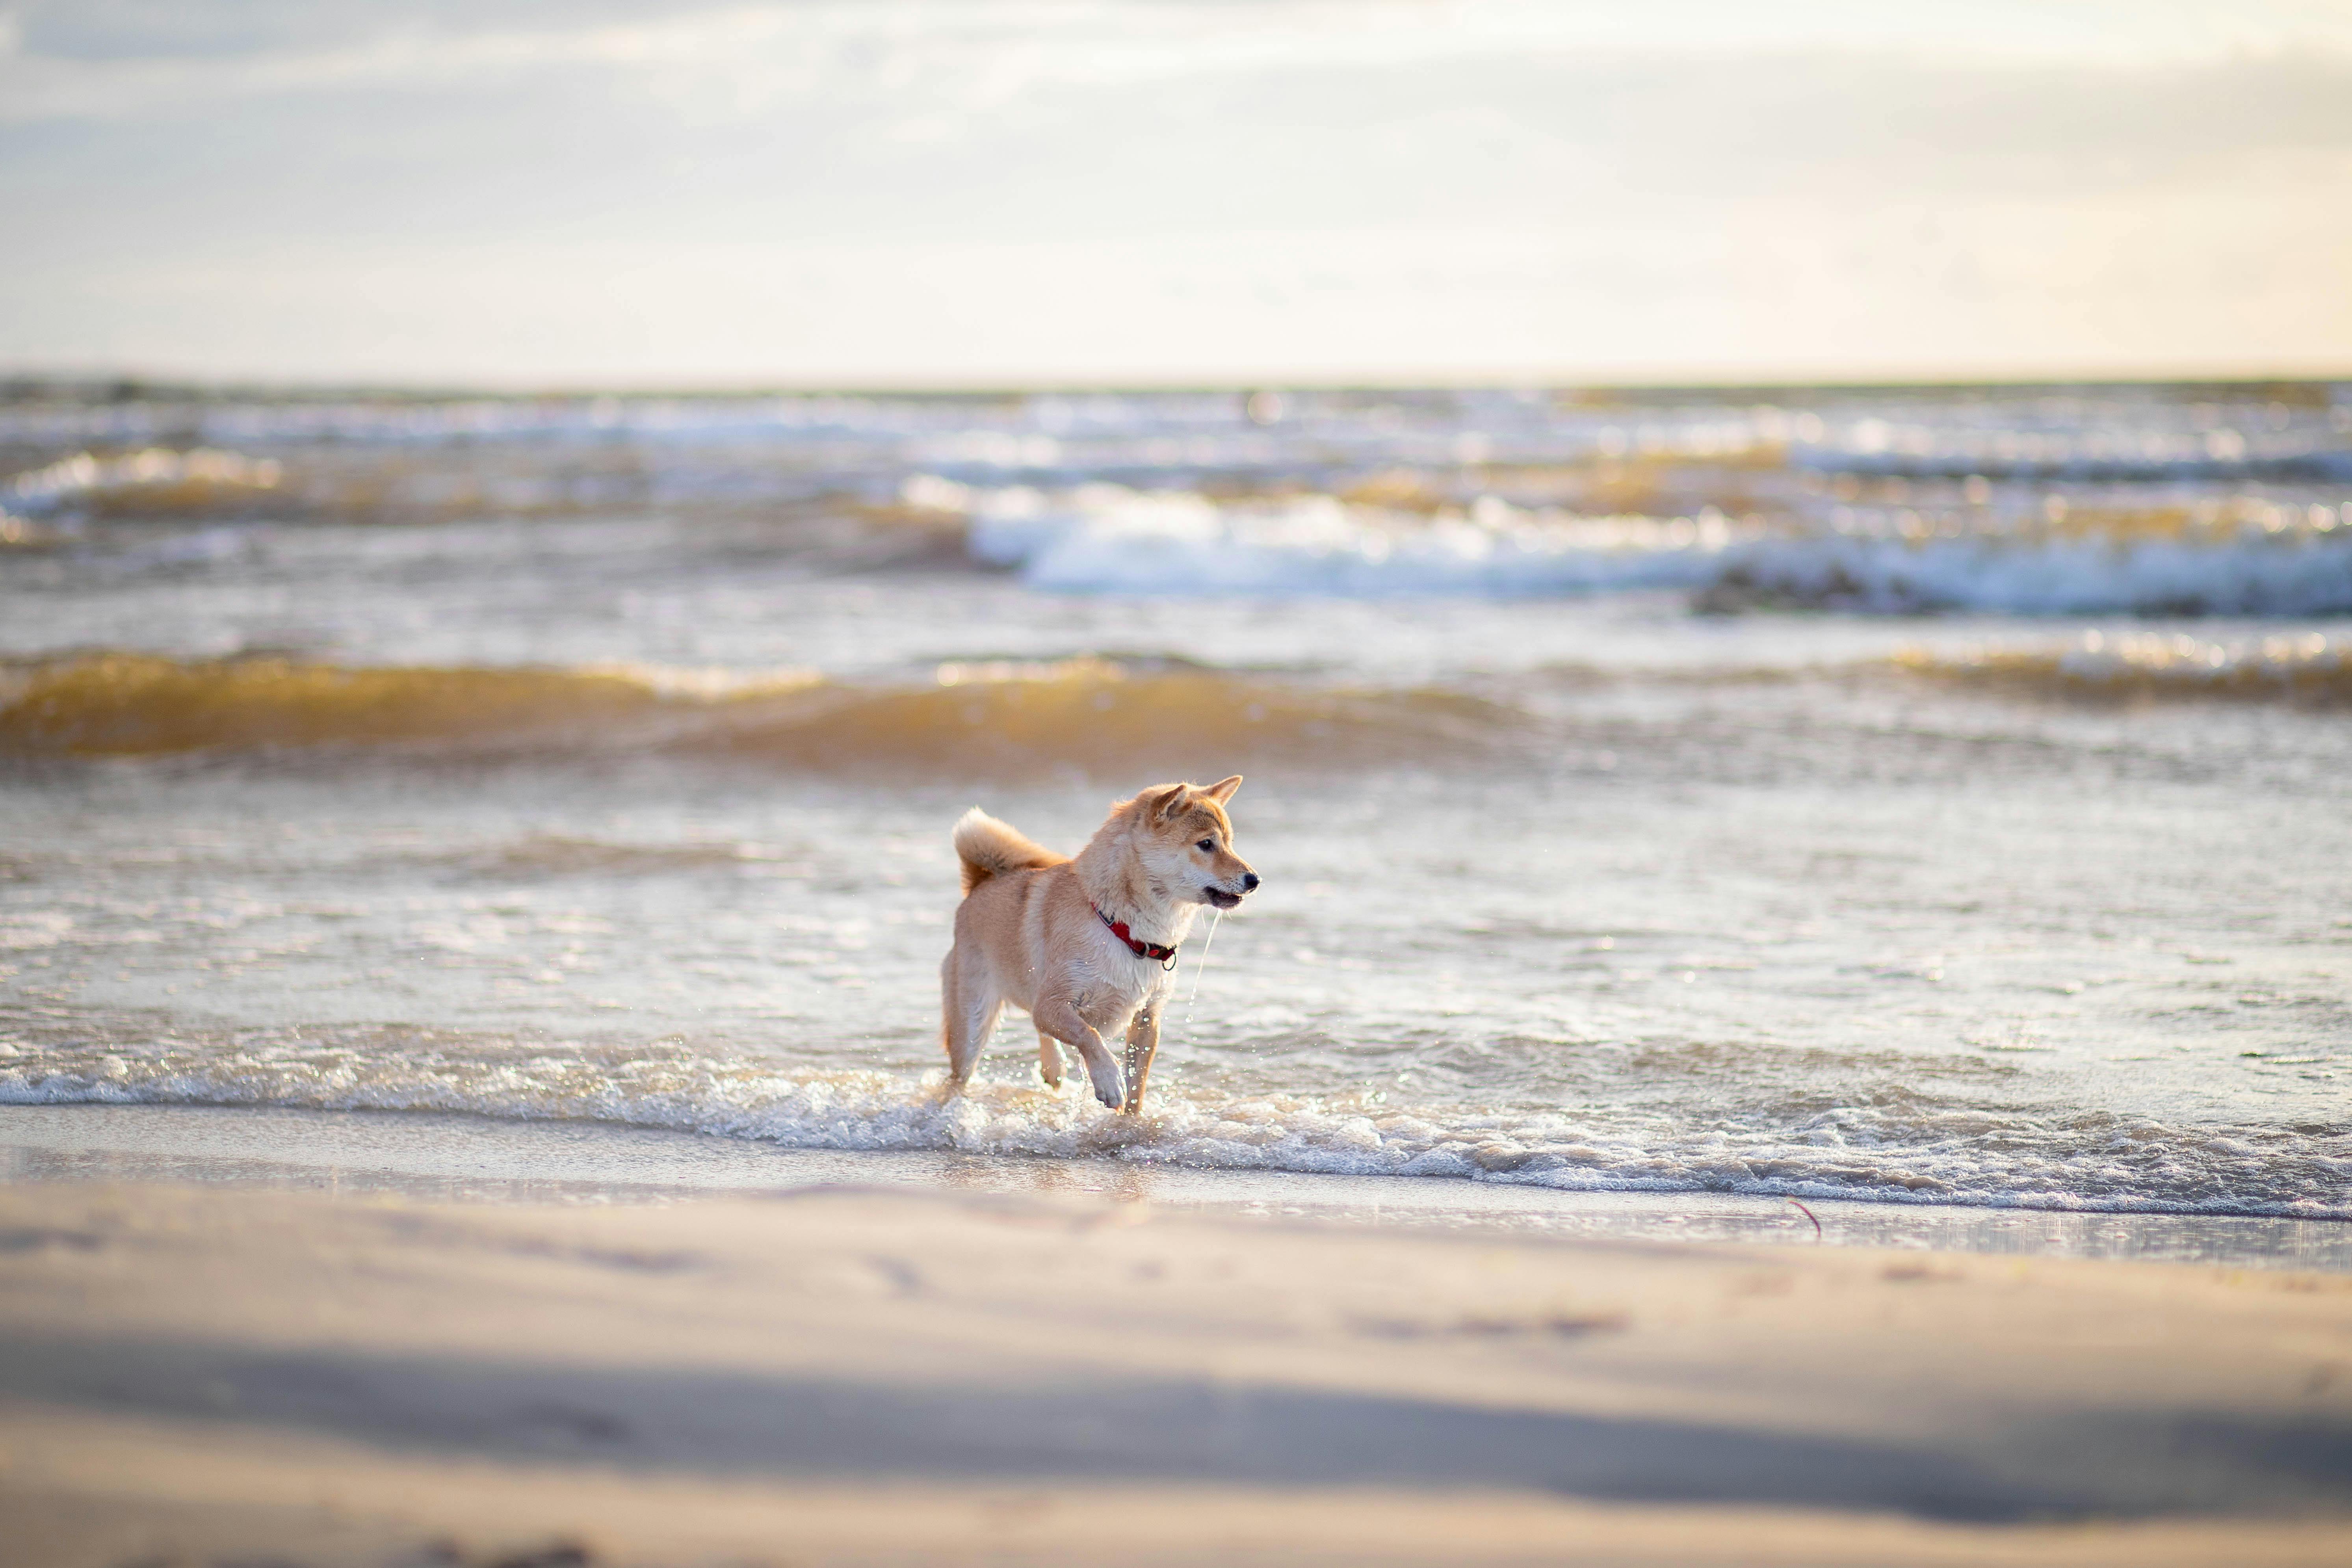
[1196,838,1216,852]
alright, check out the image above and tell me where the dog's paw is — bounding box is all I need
[1089,1070,1125,1109]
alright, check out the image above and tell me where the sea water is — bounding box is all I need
[2,384,2347,1230]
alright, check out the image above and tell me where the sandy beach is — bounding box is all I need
[4,1162,2350,1567]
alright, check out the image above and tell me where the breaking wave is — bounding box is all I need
[926,480,2352,614]
[4,1027,2345,1219]
[0,652,1523,771]
[1704,529,2352,616]
[946,481,1739,596]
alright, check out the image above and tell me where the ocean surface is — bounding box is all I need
[3,382,2348,1227]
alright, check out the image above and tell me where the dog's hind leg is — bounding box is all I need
[949,994,1003,1090]
[941,951,1002,1090]
[1120,1004,1161,1115]
[1035,1028,1066,1089]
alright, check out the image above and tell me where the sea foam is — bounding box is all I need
[949,481,1741,596]
[929,479,2352,614]
[4,1040,2345,1221]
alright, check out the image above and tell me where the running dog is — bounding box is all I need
[941,777,1258,1113]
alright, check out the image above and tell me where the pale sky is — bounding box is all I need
[4,1,2350,386]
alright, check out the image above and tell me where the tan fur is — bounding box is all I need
[940,776,1257,1113]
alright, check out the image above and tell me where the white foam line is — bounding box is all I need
[5,1064,2345,1223]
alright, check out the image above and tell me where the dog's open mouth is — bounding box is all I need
[1203,888,1243,909]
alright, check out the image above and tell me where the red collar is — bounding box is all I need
[1094,903,1179,968]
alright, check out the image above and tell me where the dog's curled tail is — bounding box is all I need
[951,807,1064,895]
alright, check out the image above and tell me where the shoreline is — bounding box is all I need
[3,1171,2349,1566]
[7,1102,2350,1273]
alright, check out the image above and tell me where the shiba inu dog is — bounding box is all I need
[942,776,1258,1113]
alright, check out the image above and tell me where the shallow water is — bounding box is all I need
[2,383,2347,1234]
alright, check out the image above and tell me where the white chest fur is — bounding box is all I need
[1074,920,1179,1023]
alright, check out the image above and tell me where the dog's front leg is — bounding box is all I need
[1034,995,1122,1109]
[1120,1005,1161,1116]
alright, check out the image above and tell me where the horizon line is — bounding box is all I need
[5,365,2349,402]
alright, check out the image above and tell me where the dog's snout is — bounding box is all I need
[1241,872,1260,893]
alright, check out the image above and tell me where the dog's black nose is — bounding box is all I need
[1242,873,1260,892]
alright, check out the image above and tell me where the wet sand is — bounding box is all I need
[4,1158,2350,1566]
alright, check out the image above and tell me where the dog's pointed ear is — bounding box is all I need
[1147,784,1190,821]
[1204,775,1243,804]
